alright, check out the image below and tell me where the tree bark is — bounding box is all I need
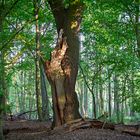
[84,82,88,117]
[40,64,49,120]
[99,68,104,115]
[45,0,83,127]
[108,67,112,121]
[0,41,5,140]
[135,0,140,57]
[0,75,4,140]
[34,0,43,121]
[0,2,6,137]
[121,75,127,124]
[113,73,120,123]
[130,71,135,117]
[78,81,84,116]
[92,92,97,119]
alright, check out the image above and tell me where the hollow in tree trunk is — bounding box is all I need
[45,0,83,127]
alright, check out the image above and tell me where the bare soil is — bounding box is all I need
[3,120,140,140]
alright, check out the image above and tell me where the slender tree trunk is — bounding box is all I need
[1,52,7,115]
[130,72,135,117]
[40,64,49,120]
[99,68,104,115]
[121,76,127,124]
[0,46,5,140]
[19,71,24,112]
[135,0,140,57]
[92,93,96,119]
[92,83,97,119]
[108,68,112,121]
[28,91,32,119]
[113,73,120,123]
[45,0,83,127]
[28,70,33,119]
[0,71,4,140]
[92,81,100,118]
[34,0,43,121]
[78,82,84,116]
[84,82,88,117]
[23,72,26,111]
[0,3,6,136]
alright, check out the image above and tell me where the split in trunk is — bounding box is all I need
[45,0,83,127]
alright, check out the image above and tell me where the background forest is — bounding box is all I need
[0,0,140,130]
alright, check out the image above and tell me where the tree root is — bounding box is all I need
[50,119,140,137]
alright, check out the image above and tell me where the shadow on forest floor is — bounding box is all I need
[3,120,140,140]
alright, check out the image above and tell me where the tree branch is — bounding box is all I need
[4,0,19,18]
[0,19,37,51]
[79,64,93,93]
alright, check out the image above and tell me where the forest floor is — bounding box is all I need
[3,120,140,140]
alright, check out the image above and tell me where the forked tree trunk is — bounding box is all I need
[45,0,83,127]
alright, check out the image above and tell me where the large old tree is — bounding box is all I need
[45,0,84,127]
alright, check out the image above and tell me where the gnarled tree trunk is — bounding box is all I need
[45,0,83,127]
